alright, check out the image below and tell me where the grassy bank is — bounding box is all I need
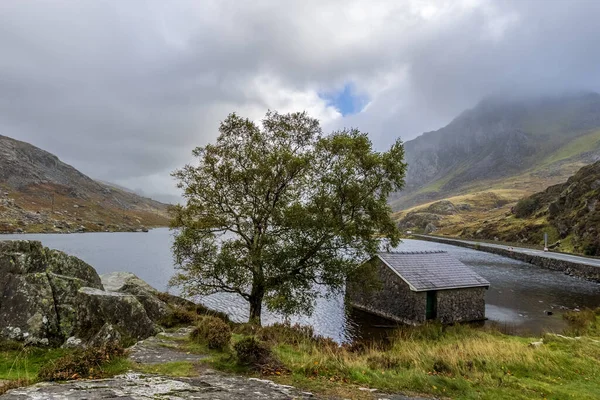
[2,308,599,399]
[150,309,600,399]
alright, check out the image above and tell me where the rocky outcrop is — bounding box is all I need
[0,240,179,347]
[509,160,600,255]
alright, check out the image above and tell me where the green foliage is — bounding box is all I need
[189,316,232,350]
[513,197,540,218]
[171,110,406,324]
[37,344,127,382]
[158,307,198,328]
[233,336,284,373]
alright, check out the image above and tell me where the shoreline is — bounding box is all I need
[414,234,600,283]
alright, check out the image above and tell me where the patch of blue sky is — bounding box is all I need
[320,83,369,116]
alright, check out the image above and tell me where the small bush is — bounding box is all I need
[513,197,540,218]
[194,304,231,323]
[37,344,126,381]
[233,337,286,374]
[189,316,232,350]
[159,307,198,328]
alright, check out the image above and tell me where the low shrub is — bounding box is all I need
[194,304,231,323]
[159,307,198,328]
[190,316,232,350]
[233,337,286,374]
[513,197,540,218]
[37,344,126,381]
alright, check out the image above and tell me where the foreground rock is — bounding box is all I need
[0,241,182,347]
[0,372,316,400]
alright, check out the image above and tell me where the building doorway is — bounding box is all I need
[426,291,437,320]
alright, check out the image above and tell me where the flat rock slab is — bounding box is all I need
[128,327,206,364]
[0,372,315,399]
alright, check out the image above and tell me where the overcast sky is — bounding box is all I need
[2,0,600,198]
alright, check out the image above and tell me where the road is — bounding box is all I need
[415,235,600,268]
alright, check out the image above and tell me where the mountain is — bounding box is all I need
[391,92,600,211]
[0,135,170,233]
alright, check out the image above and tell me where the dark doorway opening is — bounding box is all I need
[426,291,437,320]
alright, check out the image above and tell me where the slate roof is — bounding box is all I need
[376,251,490,292]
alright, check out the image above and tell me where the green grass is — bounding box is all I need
[135,361,197,377]
[0,342,129,391]
[4,312,600,399]
[539,129,600,167]
[0,345,70,381]
[263,320,600,399]
[166,315,600,400]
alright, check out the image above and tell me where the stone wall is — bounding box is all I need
[416,235,600,282]
[346,260,426,325]
[436,287,486,324]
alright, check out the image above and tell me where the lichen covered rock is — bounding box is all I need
[100,272,171,321]
[76,287,157,342]
[0,240,165,347]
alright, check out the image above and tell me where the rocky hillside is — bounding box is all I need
[401,161,600,256]
[0,135,170,233]
[508,160,600,255]
[391,93,600,211]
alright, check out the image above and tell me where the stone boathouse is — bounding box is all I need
[347,251,490,325]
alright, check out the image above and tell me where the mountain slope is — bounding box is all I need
[0,135,170,233]
[391,93,600,211]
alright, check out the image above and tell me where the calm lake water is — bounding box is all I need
[2,228,599,342]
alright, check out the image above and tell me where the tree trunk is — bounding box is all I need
[248,284,264,326]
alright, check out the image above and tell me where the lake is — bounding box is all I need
[2,228,599,342]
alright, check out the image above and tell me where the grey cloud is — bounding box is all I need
[1,0,600,197]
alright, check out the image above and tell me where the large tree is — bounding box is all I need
[171,111,406,325]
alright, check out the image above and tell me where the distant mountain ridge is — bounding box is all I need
[392,93,600,210]
[0,134,170,233]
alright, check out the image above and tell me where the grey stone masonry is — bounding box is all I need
[347,252,488,324]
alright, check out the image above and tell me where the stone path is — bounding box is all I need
[128,327,207,364]
[0,327,429,399]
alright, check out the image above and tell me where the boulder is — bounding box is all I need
[424,223,438,234]
[75,287,157,342]
[101,272,171,321]
[0,240,164,347]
